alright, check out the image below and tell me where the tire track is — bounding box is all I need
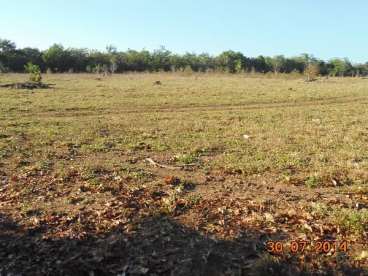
[4,96,368,118]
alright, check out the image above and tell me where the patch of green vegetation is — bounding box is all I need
[155,142,170,151]
[186,194,202,206]
[309,202,330,218]
[129,169,153,181]
[119,165,154,183]
[174,153,199,165]
[81,138,116,153]
[333,208,368,235]
[35,159,54,172]
[305,175,321,188]
[81,164,110,180]
[16,158,31,168]
[0,147,11,159]
[340,184,368,195]
[20,203,36,217]
[128,141,151,151]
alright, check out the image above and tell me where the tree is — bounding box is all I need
[122,49,152,72]
[343,58,354,77]
[169,54,185,72]
[0,39,16,71]
[20,48,44,68]
[151,46,171,71]
[66,48,89,72]
[251,56,269,73]
[110,57,118,74]
[2,37,368,76]
[317,60,329,76]
[266,55,286,74]
[42,44,67,72]
[216,51,245,73]
[87,50,110,72]
[0,61,7,73]
[0,39,45,72]
[329,58,348,77]
[105,45,118,74]
[355,63,368,77]
[106,45,117,54]
[198,53,214,72]
[183,53,199,72]
[0,39,16,53]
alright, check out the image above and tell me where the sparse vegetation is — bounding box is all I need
[24,62,42,82]
[0,73,367,274]
[304,63,320,81]
[333,208,368,235]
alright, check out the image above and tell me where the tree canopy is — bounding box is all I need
[0,38,367,76]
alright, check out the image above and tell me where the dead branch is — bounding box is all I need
[145,158,196,170]
[0,82,55,90]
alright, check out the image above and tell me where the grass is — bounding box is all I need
[0,73,367,274]
[333,208,368,236]
[1,74,368,179]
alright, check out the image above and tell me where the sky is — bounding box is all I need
[1,1,367,62]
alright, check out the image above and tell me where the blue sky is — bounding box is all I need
[1,1,367,62]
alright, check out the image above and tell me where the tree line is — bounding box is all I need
[1,38,368,76]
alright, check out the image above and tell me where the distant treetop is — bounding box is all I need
[0,38,366,77]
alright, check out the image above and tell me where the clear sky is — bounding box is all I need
[1,1,367,62]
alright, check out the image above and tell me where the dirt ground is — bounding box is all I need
[0,73,367,275]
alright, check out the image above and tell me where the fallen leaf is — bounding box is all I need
[355,250,368,261]
[302,223,313,233]
[264,213,274,222]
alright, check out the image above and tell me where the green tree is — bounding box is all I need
[329,58,348,77]
[0,39,16,52]
[20,48,44,68]
[0,61,7,73]
[251,56,269,73]
[42,44,67,72]
[266,55,286,74]
[216,51,245,73]
[66,48,89,72]
[121,49,152,72]
[151,46,171,71]
[2,37,368,76]
[169,54,185,72]
[0,39,16,71]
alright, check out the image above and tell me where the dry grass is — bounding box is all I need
[0,73,367,274]
[1,74,368,184]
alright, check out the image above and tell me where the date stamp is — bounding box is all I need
[266,240,349,255]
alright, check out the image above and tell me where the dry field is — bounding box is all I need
[0,73,367,275]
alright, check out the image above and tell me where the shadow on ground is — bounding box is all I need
[1,211,366,276]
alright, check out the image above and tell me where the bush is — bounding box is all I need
[183,65,194,75]
[24,62,42,83]
[304,63,319,81]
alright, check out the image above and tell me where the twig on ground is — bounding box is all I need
[145,158,196,170]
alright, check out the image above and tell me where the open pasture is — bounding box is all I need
[0,73,367,274]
